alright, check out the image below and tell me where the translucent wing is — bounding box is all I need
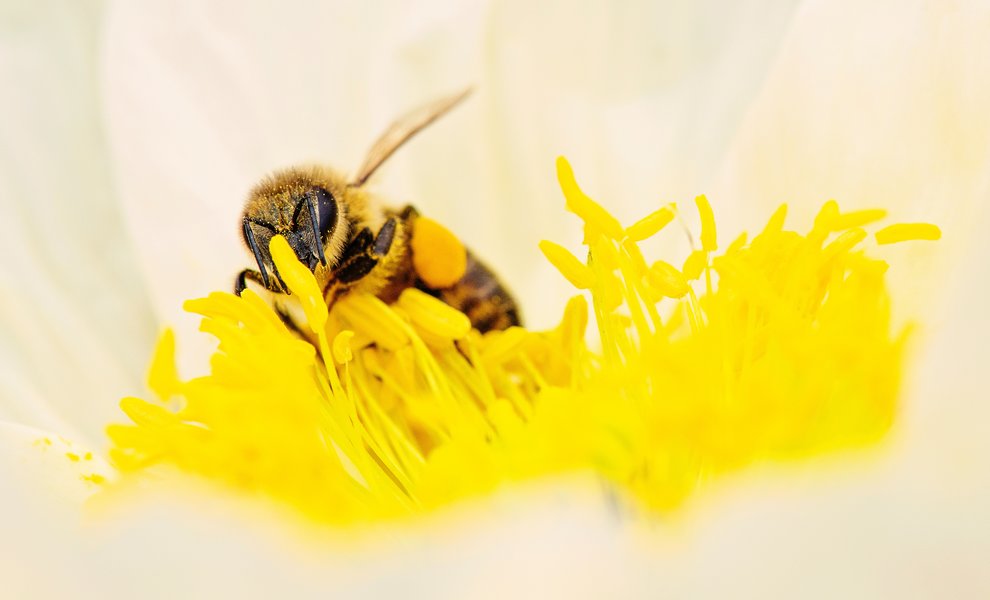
[351,87,472,187]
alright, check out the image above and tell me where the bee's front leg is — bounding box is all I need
[235,269,267,296]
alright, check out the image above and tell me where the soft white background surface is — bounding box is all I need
[0,0,988,597]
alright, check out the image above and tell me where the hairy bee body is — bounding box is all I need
[236,90,521,333]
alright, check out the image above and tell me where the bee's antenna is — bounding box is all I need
[307,194,328,267]
[243,220,271,289]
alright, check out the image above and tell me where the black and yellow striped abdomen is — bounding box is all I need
[416,251,521,333]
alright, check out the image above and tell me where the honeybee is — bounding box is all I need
[235,89,521,333]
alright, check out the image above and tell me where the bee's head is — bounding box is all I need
[241,168,349,292]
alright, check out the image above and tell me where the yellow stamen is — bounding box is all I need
[695,194,717,251]
[763,203,788,235]
[556,156,623,240]
[823,228,867,260]
[335,294,410,351]
[480,326,529,365]
[270,236,327,332]
[647,261,690,298]
[332,330,355,364]
[397,288,471,341]
[119,397,179,428]
[682,249,708,280]
[813,199,840,233]
[626,205,675,241]
[875,223,942,244]
[726,232,748,254]
[832,208,888,230]
[147,328,181,401]
[539,240,594,289]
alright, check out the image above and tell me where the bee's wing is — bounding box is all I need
[350,87,472,187]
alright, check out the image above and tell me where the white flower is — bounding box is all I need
[1,0,988,596]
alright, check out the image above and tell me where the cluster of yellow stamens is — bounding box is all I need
[107,158,938,523]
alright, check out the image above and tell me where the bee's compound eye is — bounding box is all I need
[293,187,338,269]
[313,188,338,241]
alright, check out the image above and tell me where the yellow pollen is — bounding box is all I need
[411,217,468,288]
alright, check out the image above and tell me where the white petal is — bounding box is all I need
[0,422,110,593]
[1,475,655,598]
[0,419,110,496]
[0,2,156,445]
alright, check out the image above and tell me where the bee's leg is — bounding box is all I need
[236,267,288,295]
[339,227,373,265]
[372,217,397,257]
[336,255,379,283]
[331,227,375,285]
[235,269,266,296]
[332,218,398,284]
[243,221,272,288]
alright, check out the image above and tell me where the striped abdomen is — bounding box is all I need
[417,251,521,333]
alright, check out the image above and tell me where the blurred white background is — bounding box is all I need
[1,0,988,597]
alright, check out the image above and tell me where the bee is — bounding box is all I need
[235,89,521,333]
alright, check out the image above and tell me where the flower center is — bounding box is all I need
[105,158,939,523]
